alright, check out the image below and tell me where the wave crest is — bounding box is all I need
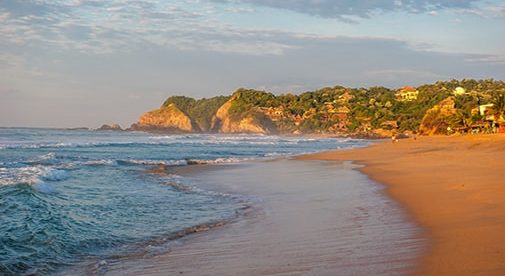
[0,166,69,186]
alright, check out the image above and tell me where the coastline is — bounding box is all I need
[93,159,423,275]
[298,134,505,275]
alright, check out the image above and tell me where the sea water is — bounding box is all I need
[0,128,370,275]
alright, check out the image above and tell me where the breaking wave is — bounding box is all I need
[0,165,69,186]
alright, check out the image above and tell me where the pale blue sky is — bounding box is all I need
[1,0,504,127]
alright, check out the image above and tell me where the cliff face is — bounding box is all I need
[419,97,457,135]
[211,97,274,134]
[132,104,196,132]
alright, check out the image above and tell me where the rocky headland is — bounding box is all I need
[118,79,505,137]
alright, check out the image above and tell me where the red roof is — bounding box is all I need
[401,86,416,92]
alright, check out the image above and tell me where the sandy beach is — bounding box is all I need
[94,160,423,275]
[300,134,505,275]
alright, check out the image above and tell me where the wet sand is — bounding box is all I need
[101,160,423,275]
[299,134,505,275]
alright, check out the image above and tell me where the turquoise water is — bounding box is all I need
[0,128,369,275]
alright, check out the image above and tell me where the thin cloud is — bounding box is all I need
[457,2,505,19]
[465,54,505,64]
[0,1,297,55]
[210,0,479,19]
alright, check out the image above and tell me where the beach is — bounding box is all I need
[300,134,505,275]
[5,130,504,275]
[97,160,423,275]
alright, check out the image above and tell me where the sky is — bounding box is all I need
[1,0,504,128]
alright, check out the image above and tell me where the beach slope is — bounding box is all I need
[300,134,505,275]
[99,160,421,275]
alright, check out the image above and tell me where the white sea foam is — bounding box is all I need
[0,134,353,150]
[118,157,254,167]
[145,134,340,146]
[83,159,117,166]
[0,166,69,186]
[27,152,58,164]
[120,159,189,166]
[263,152,283,157]
[0,141,139,150]
[42,168,69,181]
[206,157,254,164]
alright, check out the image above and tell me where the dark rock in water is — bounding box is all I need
[97,123,123,131]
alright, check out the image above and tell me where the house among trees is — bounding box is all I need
[471,103,505,133]
[453,86,467,96]
[478,103,495,120]
[395,86,419,101]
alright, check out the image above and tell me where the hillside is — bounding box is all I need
[131,79,505,136]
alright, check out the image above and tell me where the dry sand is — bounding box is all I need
[299,134,505,275]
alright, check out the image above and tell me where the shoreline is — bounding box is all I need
[94,159,422,275]
[298,134,505,275]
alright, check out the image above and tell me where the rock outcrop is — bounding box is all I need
[210,97,275,134]
[130,104,196,132]
[97,123,123,131]
[419,97,457,135]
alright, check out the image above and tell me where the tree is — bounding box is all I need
[491,93,505,118]
[450,110,474,130]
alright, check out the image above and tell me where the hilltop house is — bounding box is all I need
[453,87,467,96]
[395,86,419,101]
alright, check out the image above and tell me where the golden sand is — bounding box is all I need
[299,134,505,275]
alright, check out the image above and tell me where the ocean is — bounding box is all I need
[0,128,370,275]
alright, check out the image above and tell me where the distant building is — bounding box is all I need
[478,103,494,118]
[395,86,419,101]
[476,103,505,133]
[453,87,466,96]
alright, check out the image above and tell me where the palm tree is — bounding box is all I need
[491,93,505,118]
[450,110,474,133]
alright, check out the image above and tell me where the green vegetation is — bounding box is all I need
[491,93,505,118]
[162,95,230,131]
[158,79,505,135]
